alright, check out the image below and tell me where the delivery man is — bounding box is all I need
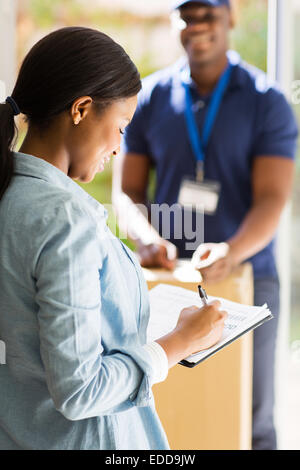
[113,0,298,449]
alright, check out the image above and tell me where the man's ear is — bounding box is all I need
[228,4,236,29]
[229,13,236,29]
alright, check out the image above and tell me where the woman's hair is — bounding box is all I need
[0,26,142,199]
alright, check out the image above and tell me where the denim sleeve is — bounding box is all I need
[34,199,154,421]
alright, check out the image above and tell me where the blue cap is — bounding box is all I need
[172,0,230,9]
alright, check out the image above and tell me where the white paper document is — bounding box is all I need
[147,284,273,367]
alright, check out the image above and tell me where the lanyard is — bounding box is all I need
[183,63,232,181]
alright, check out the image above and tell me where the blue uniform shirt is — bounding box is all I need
[123,51,298,279]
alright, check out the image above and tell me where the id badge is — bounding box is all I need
[178,178,221,215]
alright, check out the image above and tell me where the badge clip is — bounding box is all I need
[196,161,204,183]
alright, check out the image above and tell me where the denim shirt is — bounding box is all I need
[0,152,169,450]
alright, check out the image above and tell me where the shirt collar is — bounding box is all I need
[13,151,108,219]
[179,50,245,92]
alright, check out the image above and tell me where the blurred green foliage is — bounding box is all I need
[28,0,61,27]
[230,0,267,72]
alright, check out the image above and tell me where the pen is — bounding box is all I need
[198,285,208,306]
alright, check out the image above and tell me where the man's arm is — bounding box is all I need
[228,156,295,262]
[199,156,295,283]
[112,152,177,269]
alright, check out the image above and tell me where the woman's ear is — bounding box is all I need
[70,96,93,125]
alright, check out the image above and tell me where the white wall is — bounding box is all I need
[0,0,17,99]
[267,0,295,449]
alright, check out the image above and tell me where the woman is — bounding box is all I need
[0,27,226,450]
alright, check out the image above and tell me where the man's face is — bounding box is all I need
[178,3,233,67]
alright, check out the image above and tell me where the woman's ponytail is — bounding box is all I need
[0,100,18,200]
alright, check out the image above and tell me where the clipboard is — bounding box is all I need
[147,283,273,368]
[179,313,273,368]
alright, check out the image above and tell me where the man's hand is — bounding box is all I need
[191,242,236,284]
[199,251,237,284]
[191,157,295,283]
[136,239,178,270]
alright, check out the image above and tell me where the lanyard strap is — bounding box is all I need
[183,64,232,169]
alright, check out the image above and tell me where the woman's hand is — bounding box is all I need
[156,301,227,368]
[175,301,227,354]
